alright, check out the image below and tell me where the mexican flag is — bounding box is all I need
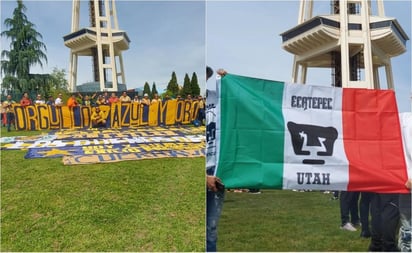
[207,74,409,193]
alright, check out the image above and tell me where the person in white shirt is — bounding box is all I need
[55,93,63,106]
[34,94,45,105]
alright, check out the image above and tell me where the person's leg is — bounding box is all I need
[331,191,339,200]
[349,192,360,225]
[10,113,15,129]
[206,189,225,252]
[398,193,411,252]
[380,193,400,252]
[6,112,12,131]
[359,192,373,237]
[340,191,351,226]
[369,193,383,251]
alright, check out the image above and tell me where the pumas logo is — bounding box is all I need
[287,122,338,165]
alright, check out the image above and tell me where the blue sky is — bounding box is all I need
[206,0,412,112]
[1,0,205,93]
[1,0,411,111]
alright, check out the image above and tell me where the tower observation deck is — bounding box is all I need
[64,0,130,92]
[280,0,408,89]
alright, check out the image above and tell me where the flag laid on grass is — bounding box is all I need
[211,74,409,193]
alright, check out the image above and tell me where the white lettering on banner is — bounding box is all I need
[2,135,205,149]
[28,140,66,148]
[2,141,24,149]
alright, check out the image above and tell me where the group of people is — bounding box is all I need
[1,91,206,130]
[338,189,411,252]
[5,91,203,107]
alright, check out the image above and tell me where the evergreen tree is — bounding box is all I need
[181,73,192,98]
[1,0,48,93]
[143,82,151,96]
[166,71,179,97]
[190,72,200,96]
[151,82,158,97]
[48,67,69,97]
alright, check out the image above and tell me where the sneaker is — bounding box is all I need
[249,191,261,194]
[352,222,361,228]
[341,222,357,231]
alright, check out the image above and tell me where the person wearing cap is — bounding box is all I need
[141,93,150,106]
[34,94,45,105]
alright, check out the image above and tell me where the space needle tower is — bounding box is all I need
[64,0,130,92]
[281,0,408,90]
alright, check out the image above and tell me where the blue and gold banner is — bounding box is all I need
[25,142,205,158]
[11,100,202,130]
[63,149,205,165]
[1,126,205,165]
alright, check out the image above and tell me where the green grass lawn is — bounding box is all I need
[218,190,371,252]
[1,128,205,251]
[1,128,374,252]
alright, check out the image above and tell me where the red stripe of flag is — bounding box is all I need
[342,88,408,193]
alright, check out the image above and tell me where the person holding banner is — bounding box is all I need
[133,95,140,103]
[151,93,161,104]
[108,92,119,105]
[91,106,107,128]
[398,180,411,252]
[20,92,32,107]
[55,93,64,107]
[119,91,131,103]
[197,95,205,125]
[206,66,227,252]
[141,93,150,106]
[368,193,400,251]
[102,92,110,104]
[3,95,16,132]
[0,100,5,127]
[78,92,97,106]
[67,94,79,108]
[46,96,54,106]
[34,94,45,105]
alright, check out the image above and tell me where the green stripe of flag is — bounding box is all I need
[216,74,286,189]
